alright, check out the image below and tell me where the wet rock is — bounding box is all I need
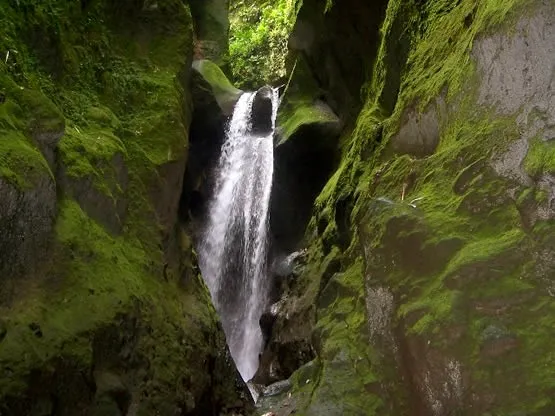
[189,0,230,65]
[480,325,519,358]
[262,379,292,398]
[271,250,307,278]
[253,338,315,386]
[251,86,274,136]
[390,98,445,157]
[91,371,131,416]
[260,310,277,345]
[288,0,389,122]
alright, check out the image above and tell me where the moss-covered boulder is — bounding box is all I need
[192,59,242,116]
[0,0,252,413]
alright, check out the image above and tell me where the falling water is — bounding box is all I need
[199,89,279,382]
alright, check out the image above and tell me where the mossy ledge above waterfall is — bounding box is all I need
[0,1,252,414]
[258,0,555,414]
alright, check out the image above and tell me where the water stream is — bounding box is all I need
[198,89,279,382]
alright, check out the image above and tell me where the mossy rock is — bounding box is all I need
[277,99,340,146]
[0,0,252,413]
[192,59,242,115]
[267,0,555,414]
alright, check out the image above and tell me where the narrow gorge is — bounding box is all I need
[1,0,555,415]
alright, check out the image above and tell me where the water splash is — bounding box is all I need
[199,89,279,381]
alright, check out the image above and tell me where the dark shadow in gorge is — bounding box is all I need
[270,124,339,254]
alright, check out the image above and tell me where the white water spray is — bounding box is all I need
[199,89,279,381]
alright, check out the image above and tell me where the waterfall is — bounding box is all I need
[199,89,279,382]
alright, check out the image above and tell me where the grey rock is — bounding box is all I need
[390,98,445,157]
[0,174,57,295]
[474,2,555,221]
[262,379,293,398]
[474,1,555,142]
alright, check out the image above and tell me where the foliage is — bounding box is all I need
[228,0,297,88]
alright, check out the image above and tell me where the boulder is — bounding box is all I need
[251,86,274,136]
[192,59,242,116]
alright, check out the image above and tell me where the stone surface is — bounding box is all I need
[390,98,445,157]
[59,152,129,235]
[475,1,555,141]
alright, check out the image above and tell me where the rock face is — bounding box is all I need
[288,0,390,121]
[183,59,242,221]
[258,0,555,415]
[189,0,230,65]
[0,1,252,414]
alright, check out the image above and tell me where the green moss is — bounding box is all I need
[0,199,147,395]
[192,59,241,111]
[398,228,525,334]
[300,260,387,414]
[193,59,236,91]
[0,0,241,409]
[60,126,126,178]
[0,70,63,187]
[445,229,524,276]
[277,54,339,143]
[288,0,548,410]
[385,0,533,130]
[84,106,120,130]
[277,101,338,144]
[0,130,51,187]
[523,138,555,177]
[0,198,230,405]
